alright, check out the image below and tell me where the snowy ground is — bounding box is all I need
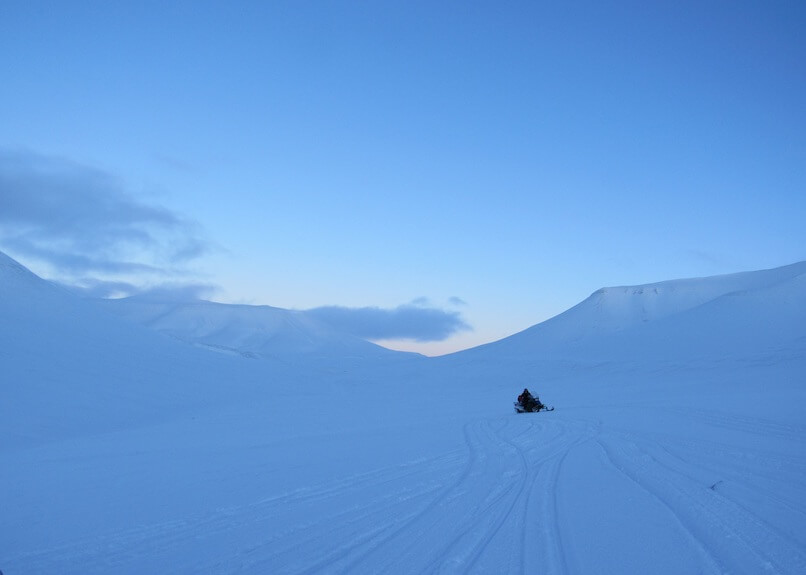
[3,362,805,575]
[2,253,805,573]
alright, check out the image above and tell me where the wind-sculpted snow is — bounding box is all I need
[2,252,805,573]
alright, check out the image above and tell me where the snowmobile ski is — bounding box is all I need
[514,402,554,413]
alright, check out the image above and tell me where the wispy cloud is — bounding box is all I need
[56,278,217,301]
[0,149,212,294]
[306,303,472,342]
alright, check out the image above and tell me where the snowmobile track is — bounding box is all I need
[7,409,805,574]
[597,434,806,575]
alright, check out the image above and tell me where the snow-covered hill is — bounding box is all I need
[96,296,407,360]
[454,261,806,363]
[0,251,293,448]
[2,252,805,574]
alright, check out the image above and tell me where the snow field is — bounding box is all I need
[4,387,805,574]
[2,252,805,573]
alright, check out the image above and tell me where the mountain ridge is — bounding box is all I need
[4,250,804,362]
[448,260,806,362]
[95,297,415,360]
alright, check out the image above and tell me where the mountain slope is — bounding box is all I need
[455,261,806,363]
[95,297,406,360]
[0,251,279,448]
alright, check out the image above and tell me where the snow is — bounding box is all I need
[1,251,805,574]
[95,297,404,361]
[458,261,806,361]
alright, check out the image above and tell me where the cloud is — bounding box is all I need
[448,296,467,306]
[0,149,212,291]
[54,278,143,299]
[125,282,217,302]
[306,303,472,342]
[57,278,217,301]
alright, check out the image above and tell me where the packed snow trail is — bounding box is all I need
[5,403,805,575]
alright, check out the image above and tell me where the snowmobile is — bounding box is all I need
[513,400,554,413]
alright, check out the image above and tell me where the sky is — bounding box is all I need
[1,0,805,355]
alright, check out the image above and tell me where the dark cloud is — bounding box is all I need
[448,296,467,306]
[306,304,472,342]
[0,149,211,278]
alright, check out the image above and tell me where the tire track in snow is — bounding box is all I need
[7,452,466,575]
[523,418,608,575]
[13,481,444,575]
[341,418,516,573]
[661,436,806,495]
[594,437,724,573]
[415,418,591,575]
[535,433,590,575]
[427,417,579,574]
[597,434,806,575]
[645,439,806,545]
[242,483,450,574]
[332,416,558,574]
[665,406,806,443]
[614,431,806,561]
[208,447,474,574]
[12,416,597,575]
[598,420,806,497]
[420,418,534,574]
[240,419,495,574]
[330,419,493,573]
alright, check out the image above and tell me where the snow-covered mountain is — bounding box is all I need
[96,296,406,360]
[0,250,297,448]
[454,261,806,364]
[2,251,805,574]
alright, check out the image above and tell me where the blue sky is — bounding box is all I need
[1,1,805,355]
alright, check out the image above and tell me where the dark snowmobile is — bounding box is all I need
[513,401,554,413]
[514,388,554,413]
